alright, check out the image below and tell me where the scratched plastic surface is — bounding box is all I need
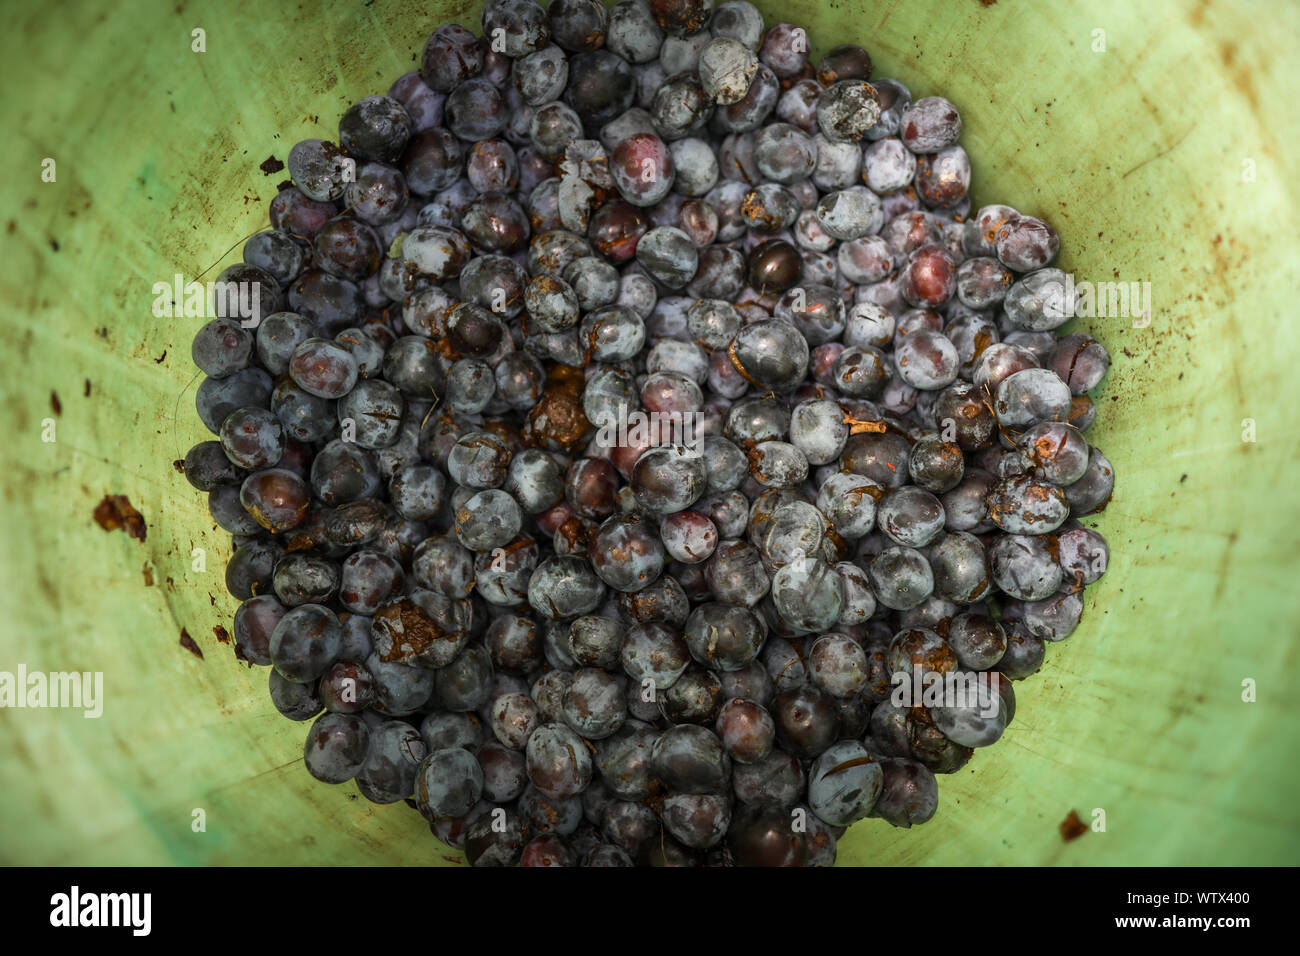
[0,0,1297,864]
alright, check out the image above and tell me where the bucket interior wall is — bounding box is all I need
[0,0,1297,864]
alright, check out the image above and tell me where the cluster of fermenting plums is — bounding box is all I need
[184,0,1114,866]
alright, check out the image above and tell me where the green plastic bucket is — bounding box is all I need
[1,0,1298,865]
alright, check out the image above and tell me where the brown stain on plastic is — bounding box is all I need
[92,494,147,541]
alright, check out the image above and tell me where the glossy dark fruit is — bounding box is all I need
[290,270,368,335]
[650,724,731,794]
[420,711,485,754]
[527,556,607,620]
[900,247,957,312]
[808,741,883,826]
[1050,333,1112,395]
[728,805,808,867]
[240,469,310,533]
[196,367,273,435]
[514,47,569,106]
[192,319,253,379]
[926,531,989,604]
[526,723,593,799]
[1057,526,1110,587]
[702,539,769,608]
[934,382,997,452]
[868,545,935,611]
[591,514,666,592]
[871,758,939,828]
[743,238,800,293]
[994,368,1072,427]
[715,698,776,764]
[741,183,800,233]
[232,595,282,665]
[212,486,268,540]
[769,556,842,631]
[420,24,485,92]
[772,685,840,758]
[1063,446,1114,515]
[635,226,699,288]
[519,834,576,867]
[834,345,891,398]
[659,791,730,849]
[907,435,965,493]
[454,489,523,553]
[659,510,719,565]
[480,614,539,676]
[929,669,1009,746]
[811,482,873,550]
[269,669,323,721]
[339,95,412,164]
[366,652,436,717]
[333,378,402,449]
[996,215,1060,272]
[945,613,1005,671]
[436,645,495,712]
[580,304,647,362]
[335,327,386,378]
[287,139,351,203]
[269,187,337,239]
[461,193,531,253]
[416,747,484,819]
[313,217,381,282]
[915,146,970,208]
[254,313,315,379]
[356,720,427,804]
[270,378,334,445]
[630,445,708,514]
[560,616,620,671]
[728,319,810,393]
[658,664,725,725]
[816,80,881,143]
[620,621,692,690]
[588,199,649,262]
[989,533,1063,601]
[447,303,506,358]
[482,0,551,57]
[753,122,816,184]
[402,128,464,196]
[338,550,404,615]
[1018,589,1085,642]
[345,162,410,226]
[877,486,945,548]
[612,132,676,207]
[807,634,870,699]
[464,809,526,866]
[269,604,342,684]
[289,337,358,400]
[899,96,962,153]
[816,44,873,87]
[272,551,340,607]
[561,667,627,739]
[565,50,636,125]
[318,660,376,714]
[304,713,370,784]
[987,473,1070,534]
[1016,421,1090,486]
